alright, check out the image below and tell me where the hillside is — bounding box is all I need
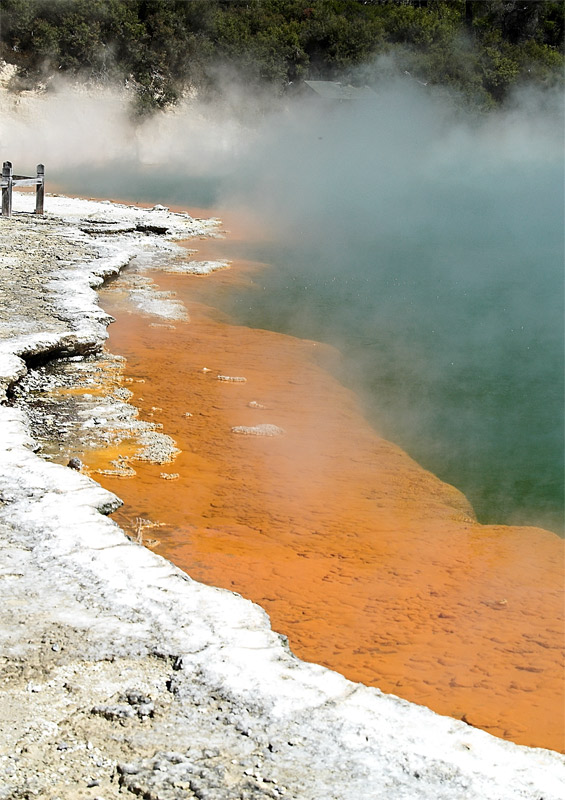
[0,0,563,113]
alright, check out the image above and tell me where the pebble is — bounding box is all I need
[231,424,285,437]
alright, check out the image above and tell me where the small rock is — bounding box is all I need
[232,424,285,437]
[125,690,150,705]
[91,704,135,721]
[163,751,184,763]
[117,763,140,775]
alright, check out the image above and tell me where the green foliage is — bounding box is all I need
[0,0,562,111]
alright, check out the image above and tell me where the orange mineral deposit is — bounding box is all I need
[85,209,564,753]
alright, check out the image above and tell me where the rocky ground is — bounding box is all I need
[0,192,563,800]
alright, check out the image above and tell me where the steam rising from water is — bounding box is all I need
[222,83,564,533]
[1,76,563,531]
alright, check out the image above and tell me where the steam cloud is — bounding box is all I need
[1,71,563,532]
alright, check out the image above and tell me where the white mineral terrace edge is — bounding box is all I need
[0,192,563,799]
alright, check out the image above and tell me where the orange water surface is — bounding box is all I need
[83,208,564,752]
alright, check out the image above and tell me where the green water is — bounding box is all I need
[219,228,564,535]
[222,95,564,535]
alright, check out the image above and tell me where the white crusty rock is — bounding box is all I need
[232,423,285,436]
[164,259,231,274]
[0,191,220,397]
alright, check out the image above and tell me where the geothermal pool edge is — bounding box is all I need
[0,192,563,799]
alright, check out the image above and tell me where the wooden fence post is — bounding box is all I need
[35,163,44,215]
[2,161,13,218]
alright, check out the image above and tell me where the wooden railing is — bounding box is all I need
[1,162,45,218]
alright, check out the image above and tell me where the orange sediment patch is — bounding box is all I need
[82,213,564,753]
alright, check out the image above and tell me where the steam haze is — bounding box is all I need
[1,75,563,532]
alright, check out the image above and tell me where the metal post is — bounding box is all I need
[35,163,44,215]
[2,161,13,218]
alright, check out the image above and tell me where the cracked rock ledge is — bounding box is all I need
[0,192,563,800]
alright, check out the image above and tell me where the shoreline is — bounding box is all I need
[0,191,563,798]
[87,203,564,750]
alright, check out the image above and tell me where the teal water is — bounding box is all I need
[54,90,564,534]
[219,220,564,534]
